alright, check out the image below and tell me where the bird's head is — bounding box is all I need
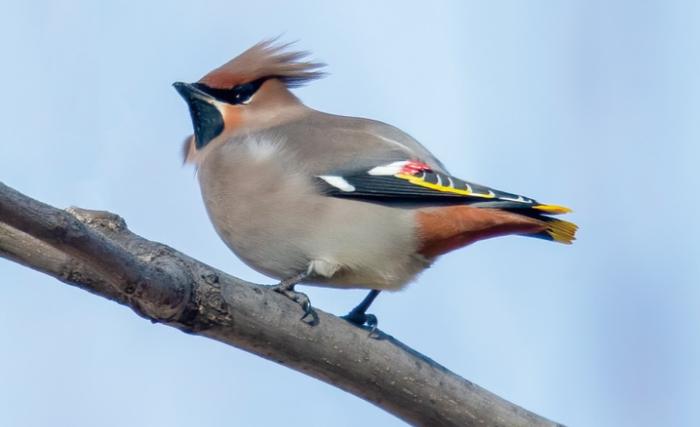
[174,39,325,163]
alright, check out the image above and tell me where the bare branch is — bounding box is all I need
[0,181,563,427]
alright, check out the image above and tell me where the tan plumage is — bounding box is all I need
[199,39,326,89]
[174,40,577,324]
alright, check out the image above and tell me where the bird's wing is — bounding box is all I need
[266,112,450,175]
[314,160,571,214]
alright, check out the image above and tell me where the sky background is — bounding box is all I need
[1,1,699,426]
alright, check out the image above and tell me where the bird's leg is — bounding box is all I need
[342,290,381,331]
[271,272,314,321]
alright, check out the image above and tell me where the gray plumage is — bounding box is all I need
[195,109,435,290]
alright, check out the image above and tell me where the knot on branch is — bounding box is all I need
[67,207,127,232]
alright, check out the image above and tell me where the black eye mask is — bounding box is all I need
[193,78,268,105]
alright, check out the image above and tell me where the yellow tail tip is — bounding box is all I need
[534,204,572,214]
[546,219,578,244]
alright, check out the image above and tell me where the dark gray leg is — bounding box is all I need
[271,272,314,320]
[342,290,381,331]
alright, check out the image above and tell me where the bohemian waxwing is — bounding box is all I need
[174,40,577,328]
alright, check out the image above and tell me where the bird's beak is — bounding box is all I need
[173,82,224,150]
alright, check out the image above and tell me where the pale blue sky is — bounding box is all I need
[1,1,699,426]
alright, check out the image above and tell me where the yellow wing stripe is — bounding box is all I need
[395,173,497,199]
[395,173,573,211]
[533,204,572,214]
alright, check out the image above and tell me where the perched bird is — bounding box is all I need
[174,40,577,328]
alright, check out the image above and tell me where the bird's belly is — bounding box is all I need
[202,192,313,280]
[196,139,428,289]
[201,187,427,289]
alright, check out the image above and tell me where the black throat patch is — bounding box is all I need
[185,97,224,149]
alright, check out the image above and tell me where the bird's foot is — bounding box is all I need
[341,309,378,334]
[341,289,380,334]
[271,273,315,321]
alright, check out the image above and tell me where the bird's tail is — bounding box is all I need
[531,216,578,244]
[505,205,578,244]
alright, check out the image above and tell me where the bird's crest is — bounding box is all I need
[199,39,326,89]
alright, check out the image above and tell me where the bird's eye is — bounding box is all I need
[231,82,258,104]
[193,78,266,105]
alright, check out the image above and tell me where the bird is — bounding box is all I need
[173,39,577,329]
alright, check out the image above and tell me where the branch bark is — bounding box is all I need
[0,181,563,427]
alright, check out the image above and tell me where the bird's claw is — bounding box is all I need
[342,310,379,335]
[300,298,314,321]
[271,280,316,322]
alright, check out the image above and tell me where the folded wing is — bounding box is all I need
[316,160,571,213]
[315,160,577,246]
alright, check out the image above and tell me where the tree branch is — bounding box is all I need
[0,181,563,427]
